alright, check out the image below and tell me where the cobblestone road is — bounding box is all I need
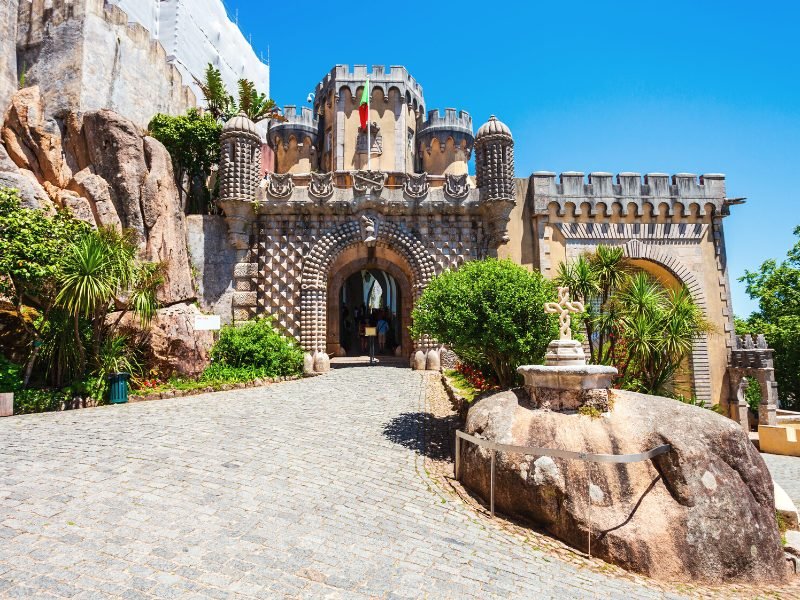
[1,367,689,599]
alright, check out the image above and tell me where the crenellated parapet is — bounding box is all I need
[730,334,774,370]
[417,109,474,176]
[267,105,320,174]
[267,105,319,148]
[417,109,474,150]
[313,64,425,113]
[530,171,730,217]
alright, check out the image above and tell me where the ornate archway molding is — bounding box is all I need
[299,218,437,371]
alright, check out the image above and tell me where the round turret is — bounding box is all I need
[222,112,260,139]
[475,115,515,251]
[417,109,474,175]
[475,114,512,139]
[475,115,514,200]
[219,112,262,206]
[267,106,320,174]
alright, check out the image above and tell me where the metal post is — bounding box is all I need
[587,469,592,558]
[490,449,496,518]
[366,79,371,171]
[454,434,461,480]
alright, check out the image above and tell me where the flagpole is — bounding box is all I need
[366,80,371,171]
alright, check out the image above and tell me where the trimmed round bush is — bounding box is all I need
[411,259,558,387]
[210,317,303,377]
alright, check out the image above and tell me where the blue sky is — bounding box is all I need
[228,0,799,316]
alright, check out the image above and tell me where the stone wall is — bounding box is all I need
[0,0,19,115]
[16,0,195,129]
[185,215,243,324]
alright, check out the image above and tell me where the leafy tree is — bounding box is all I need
[0,188,90,384]
[55,227,163,375]
[148,109,221,213]
[193,63,281,124]
[740,226,800,409]
[558,246,710,396]
[411,259,558,387]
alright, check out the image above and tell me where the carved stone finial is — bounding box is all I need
[544,287,585,341]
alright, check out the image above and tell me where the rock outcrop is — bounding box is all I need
[1,86,206,373]
[1,87,194,306]
[117,303,213,378]
[461,389,788,584]
[0,0,18,117]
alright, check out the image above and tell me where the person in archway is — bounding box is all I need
[359,313,368,354]
[377,313,389,353]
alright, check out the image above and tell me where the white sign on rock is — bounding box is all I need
[194,314,221,331]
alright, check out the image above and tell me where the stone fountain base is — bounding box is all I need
[517,364,618,411]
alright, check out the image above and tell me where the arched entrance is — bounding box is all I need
[326,246,414,358]
[299,218,437,371]
[621,239,711,404]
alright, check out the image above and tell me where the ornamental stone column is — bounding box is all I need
[218,112,261,250]
[475,115,515,254]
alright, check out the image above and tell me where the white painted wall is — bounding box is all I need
[107,0,269,100]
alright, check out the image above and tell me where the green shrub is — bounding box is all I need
[13,388,69,415]
[411,259,558,387]
[0,356,23,393]
[210,317,303,377]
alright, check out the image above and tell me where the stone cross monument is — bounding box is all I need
[544,287,585,342]
[543,287,587,367]
[516,287,617,412]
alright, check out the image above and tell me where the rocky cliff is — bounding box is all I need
[0,0,18,116]
[0,86,211,375]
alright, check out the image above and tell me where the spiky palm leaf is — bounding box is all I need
[193,63,235,120]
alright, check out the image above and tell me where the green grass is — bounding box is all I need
[444,369,479,403]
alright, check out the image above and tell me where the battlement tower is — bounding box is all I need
[417,109,474,176]
[267,105,320,174]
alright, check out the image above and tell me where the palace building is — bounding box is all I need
[214,64,774,418]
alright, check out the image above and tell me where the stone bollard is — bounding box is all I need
[425,349,441,371]
[303,353,315,375]
[313,351,330,373]
[412,350,426,371]
[0,393,12,417]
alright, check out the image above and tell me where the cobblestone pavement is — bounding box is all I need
[0,366,757,599]
[763,452,800,508]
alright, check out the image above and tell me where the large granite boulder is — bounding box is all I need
[116,303,213,378]
[462,389,788,584]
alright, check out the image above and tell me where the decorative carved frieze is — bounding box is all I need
[267,172,294,199]
[444,173,471,200]
[353,170,386,194]
[403,172,429,199]
[309,171,334,199]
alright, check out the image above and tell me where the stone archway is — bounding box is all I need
[299,219,437,370]
[621,239,712,404]
[326,247,415,358]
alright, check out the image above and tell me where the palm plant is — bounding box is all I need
[193,64,235,121]
[237,79,281,123]
[557,246,710,396]
[56,227,162,378]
